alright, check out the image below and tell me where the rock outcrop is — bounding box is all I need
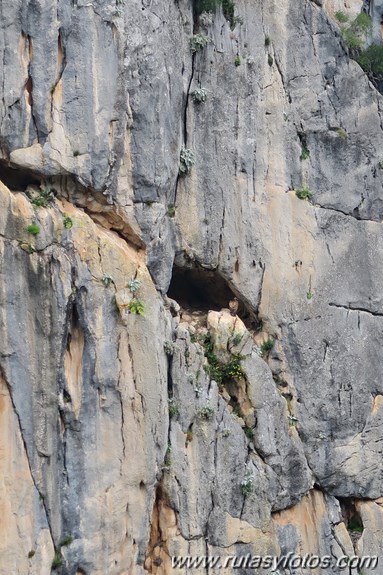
[1,0,383,573]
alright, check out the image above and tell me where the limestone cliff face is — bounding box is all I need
[1,0,383,573]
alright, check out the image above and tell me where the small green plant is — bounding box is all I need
[59,535,74,547]
[222,427,231,437]
[234,55,241,66]
[259,338,274,356]
[264,36,270,46]
[231,333,242,347]
[244,426,254,439]
[191,87,208,103]
[347,518,364,533]
[335,10,348,24]
[51,553,63,569]
[300,146,310,160]
[307,291,314,300]
[102,274,113,287]
[127,278,141,293]
[167,204,176,217]
[179,147,195,174]
[268,54,273,67]
[26,223,40,235]
[190,32,209,53]
[295,185,312,200]
[128,299,145,315]
[337,127,347,140]
[240,470,254,496]
[28,186,54,208]
[63,215,73,229]
[28,550,35,559]
[198,404,215,419]
[168,398,179,419]
[357,44,383,79]
[341,12,371,53]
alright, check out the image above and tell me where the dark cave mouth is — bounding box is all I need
[0,160,42,192]
[167,264,257,328]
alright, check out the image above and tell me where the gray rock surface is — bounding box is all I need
[1,0,383,573]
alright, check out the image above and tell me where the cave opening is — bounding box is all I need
[0,160,41,192]
[339,498,364,547]
[167,264,256,328]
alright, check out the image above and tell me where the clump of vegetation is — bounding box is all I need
[264,36,271,46]
[102,274,113,287]
[179,147,195,174]
[259,338,274,357]
[186,429,193,444]
[26,223,40,235]
[230,333,242,347]
[28,550,35,559]
[240,469,254,496]
[28,186,55,208]
[244,426,254,440]
[128,278,141,294]
[18,241,35,254]
[168,398,179,419]
[163,445,172,470]
[190,32,209,53]
[268,54,273,67]
[191,87,208,103]
[307,290,314,300]
[234,55,241,67]
[337,127,347,140]
[167,204,176,217]
[51,553,63,569]
[295,185,312,200]
[357,44,383,84]
[63,215,73,229]
[300,146,310,160]
[203,334,244,384]
[59,535,74,547]
[198,404,215,419]
[335,10,349,24]
[128,299,145,315]
[195,0,237,29]
[340,12,371,53]
[347,518,364,533]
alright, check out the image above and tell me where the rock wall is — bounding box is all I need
[1,0,383,573]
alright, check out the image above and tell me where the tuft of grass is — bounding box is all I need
[51,553,63,569]
[198,404,215,419]
[337,127,347,140]
[307,291,314,300]
[167,204,176,217]
[234,55,241,67]
[295,185,312,200]
[264,36,271,46]
[335,10,348,24]
[260,338,274,356]
[26,223,40,235]
[29,186,54,208]
[59,535,74,547]
[244,426,254,439]
[300,146,310,160]
[168,398,179,419]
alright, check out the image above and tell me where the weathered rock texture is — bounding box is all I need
[1,0,383,573]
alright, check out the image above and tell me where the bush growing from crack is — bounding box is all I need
[59,535,74,547]
[63,215,73,229]
[26,223,40,235]
[195,0,237,29]
[202,333,244,383]
[300,146,310,160]
[28,186,55,208]
[128,299,145,315]
[335,10,348,24]
[295,185,312,200]
[128,278,141,294]
[240,469,254,496]
[168,398,179,418]
[190,32,209,53]
[102,274,114,287]
[259,338,274,357]
[51,553,63,569]
[244,426,254,440]
[164,341,175,355]
[198,404,215,419]
[337,127,347,140]
[339,12,371,54]
[179,147,195,174]
[167,204,176,217]
[191,87,208,103]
